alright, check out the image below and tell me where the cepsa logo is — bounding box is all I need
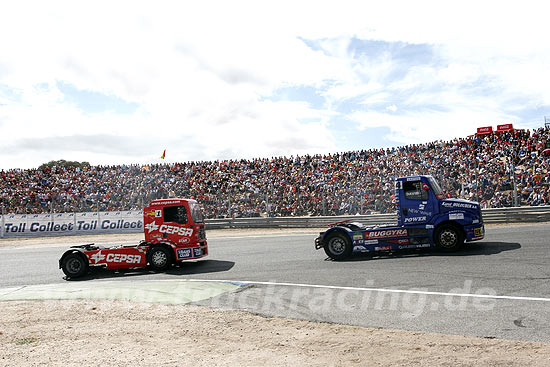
[89,251,141,264]
[365,229,407,239]
[106,253,142,264]
[159,225,193,237]
[145,222,194,237]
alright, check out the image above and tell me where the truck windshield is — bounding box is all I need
[428,177,445,199]
[189,202,204,224]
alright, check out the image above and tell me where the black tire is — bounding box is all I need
[323,232,353,260]
[434,224,464,252]
[61,252,88,278]
[147,246,173,271]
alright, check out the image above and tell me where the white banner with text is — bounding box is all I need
[0,211,143,238]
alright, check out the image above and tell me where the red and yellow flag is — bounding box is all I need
[160,149,166,159]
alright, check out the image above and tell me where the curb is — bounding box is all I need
[0,280,242,304]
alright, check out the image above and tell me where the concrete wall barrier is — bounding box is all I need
[1,206,549,238]
[0,211,143,238]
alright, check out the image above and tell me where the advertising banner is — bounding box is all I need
[496,123,514,133]
[1,211,143,238]
[476,126,493,135]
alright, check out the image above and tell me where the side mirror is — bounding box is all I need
[422,183,430,191]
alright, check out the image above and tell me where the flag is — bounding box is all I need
[160,149,166,159]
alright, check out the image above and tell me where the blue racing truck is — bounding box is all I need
[315,175,484,260]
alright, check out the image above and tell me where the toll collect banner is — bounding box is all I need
[1,211,143,238]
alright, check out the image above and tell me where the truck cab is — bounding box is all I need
[315,175,484,260]
[143,198,207,254]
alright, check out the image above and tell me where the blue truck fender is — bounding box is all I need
[315,226,353,250]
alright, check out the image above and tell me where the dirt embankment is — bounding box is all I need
[1,300,550,367]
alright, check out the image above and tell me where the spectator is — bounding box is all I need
[2,127,550,217]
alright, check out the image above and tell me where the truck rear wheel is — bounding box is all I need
[61,252,88,278]
[324,232,352,260]
[147,246,173,271]
[434,224,464,252]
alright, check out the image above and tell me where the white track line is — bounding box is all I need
[9,278,550,303]
[151,278,550,303]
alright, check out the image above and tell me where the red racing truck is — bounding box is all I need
[59,198,207,278]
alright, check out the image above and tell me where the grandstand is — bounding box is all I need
[1,127,549,218]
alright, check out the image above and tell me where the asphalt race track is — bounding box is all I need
[1,224,550,342]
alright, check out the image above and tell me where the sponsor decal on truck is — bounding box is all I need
[404,216,427,223]
[364,229,408,239]
[145,222,193,236]
[176,247,202,259]
[90,251,142,264]
[442,202,476,209]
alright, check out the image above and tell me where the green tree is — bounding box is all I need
[39,160,90,170]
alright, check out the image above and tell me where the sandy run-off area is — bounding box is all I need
[2,228,550,366]
[1,299,550,367]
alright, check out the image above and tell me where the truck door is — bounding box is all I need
[398,178,435,226]
[162,205,194,244]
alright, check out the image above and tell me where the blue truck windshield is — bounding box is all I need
[428,177,445,198]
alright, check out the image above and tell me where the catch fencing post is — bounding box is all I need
[50,200,54,228]
[322,193,327,216]
[97,197,101,232]
[511,162,519,207]
[228,194,232,218]
[1,205,5,238]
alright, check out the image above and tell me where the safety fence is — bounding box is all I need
[205,206,550,229]
[2,206,550,238]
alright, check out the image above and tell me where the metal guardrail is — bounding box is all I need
[481,206,550,224]
[205,206,550,230]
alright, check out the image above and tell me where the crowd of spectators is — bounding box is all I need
[2,127,550,218]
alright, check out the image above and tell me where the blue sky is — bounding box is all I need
[0,1,549,169]
[55,82,140,115]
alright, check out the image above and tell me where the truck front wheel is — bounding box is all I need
[324,232,352,260]
[147,246,173,271]
[434,224,464,252]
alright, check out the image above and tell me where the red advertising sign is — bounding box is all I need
[476,126,493,135]
[496,123,513,133]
